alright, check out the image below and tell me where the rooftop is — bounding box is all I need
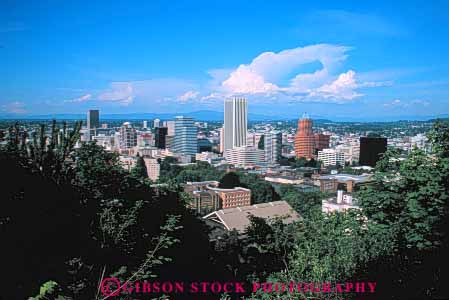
[319,173,372,183]
[203,200,300,233]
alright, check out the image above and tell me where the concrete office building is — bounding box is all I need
[223,97,247,151]
[317,148,346,167]
[264,131,282,163]
[163,120,175,136]
[119,122,137,149]
[224,146,265,167]
[144,158,160,181]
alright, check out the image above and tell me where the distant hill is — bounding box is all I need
[1,110,448,122]
[0,110,287,121]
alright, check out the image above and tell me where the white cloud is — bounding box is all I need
[221,44,350,96]
[216,44,384,103]
[178,90,199,102]
[383,98,430,108]
[90,44,387,108]
[98,82,134,106]
[64,93,92,103]
[222,65,279,94]
[310,70,362,101]
[1,101,27,114]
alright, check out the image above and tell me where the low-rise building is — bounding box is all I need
[317,148,346,167]
[322,190,360,213]
[319,173,372,193]
[184,181,251,214]
[144,157,160,181]
[203,201,300,235]
[264,175,303,185]
[224,146,265,168]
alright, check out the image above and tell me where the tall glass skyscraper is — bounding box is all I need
[223,97,247,151]
[173,116,198,156]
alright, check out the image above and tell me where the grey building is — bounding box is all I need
[87,110,100,129]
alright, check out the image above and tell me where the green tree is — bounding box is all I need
[258,135,264,150]
[219,172,242,189]
[131,155,148,180]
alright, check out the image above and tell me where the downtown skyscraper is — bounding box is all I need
[294,114,315,159]
[223,97,248,151]
[87,109,100,129]
[173,116,198,156]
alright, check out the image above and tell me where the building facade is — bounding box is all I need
[87,109,100,129]
[184,181,251,214]
[155,127,168,149]
[173,116,198,156]
[317,148,346,167]
[224,146,265,167]
[144,157,160,181]
[119,122,137,149]
[359,137,387,167]
[314,133,330,151]
[224,97,247,151]
[294,115,315,159]
[264,131,282,163]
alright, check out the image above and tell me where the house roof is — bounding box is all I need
[203,200,300,233]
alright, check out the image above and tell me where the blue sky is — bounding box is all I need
[1,0,449,119]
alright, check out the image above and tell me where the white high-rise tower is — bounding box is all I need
[223,97,247,151]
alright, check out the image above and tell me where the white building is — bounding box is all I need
[322,190,360,213]
[224,146,265,168]
[219,127,225,153]
[120,156,137,171]
[336,139,360,163]
[144,157,160,181]
[264,131,282,163]
[153,118,161,128]
[196,151,219,162]
[317,148,346,167]
[224,97,247,151]
[163,120,175,136]
[143,120,148,129]
[137,132,153,147]
[92,134,114,150]
[119,122,137,149]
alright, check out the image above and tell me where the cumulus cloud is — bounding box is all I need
[91,44,387,107]
[64,93,92,103]
[215,44,384,103]
[1,101,27,114]
[222,65,279,94]
[309,70,362,101]
[220,44,350,95]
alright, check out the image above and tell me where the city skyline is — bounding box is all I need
[2,1,449,120]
